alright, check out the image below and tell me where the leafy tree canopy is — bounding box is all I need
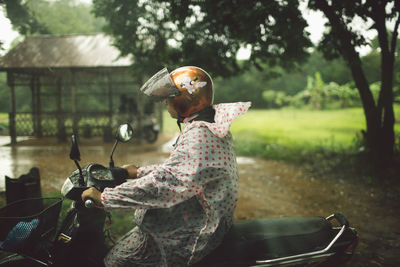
[3,0,106,35]
[92,0,313,77]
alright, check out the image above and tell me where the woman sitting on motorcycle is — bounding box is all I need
[82,66,251,266]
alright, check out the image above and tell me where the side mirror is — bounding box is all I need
[69,135,81,161]
[109,124,133,168]
[116,123,133,143]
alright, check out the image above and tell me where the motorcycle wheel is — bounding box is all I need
[143,126,158,144]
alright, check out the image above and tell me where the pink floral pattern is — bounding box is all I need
[102,102,251,266]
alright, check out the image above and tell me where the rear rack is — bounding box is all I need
[251,213,349,267]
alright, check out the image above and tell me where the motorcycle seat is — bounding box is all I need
[193,216,333,266]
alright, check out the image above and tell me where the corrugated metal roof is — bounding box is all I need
[0,34,133,69]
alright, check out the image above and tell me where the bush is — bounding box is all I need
[286,72,363,109]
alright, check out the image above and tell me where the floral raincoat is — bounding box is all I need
[101,102,251,266]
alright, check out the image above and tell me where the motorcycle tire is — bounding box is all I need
[143,126,158,144]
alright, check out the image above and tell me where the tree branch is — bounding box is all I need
[390,11,400,57]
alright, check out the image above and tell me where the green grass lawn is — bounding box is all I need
[164,105,400,162]
[231,108,367,147]
[0,113,8,127]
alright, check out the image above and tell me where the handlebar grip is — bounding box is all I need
[84,198,95,209]
[334,212,349,227]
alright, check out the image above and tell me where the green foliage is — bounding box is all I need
[287,73,361,109]
[213,66,270,108]
[210,50,358,109]
[3,0,106,36]
[92,0,312,77]
[3,0,49,35]
[212,50,359,109]
[0,73,8,113]
[261,90,289,108]
[262,90,277,108]
[31,0,106,35]
[306,72,325,109]
[328,82,359,108]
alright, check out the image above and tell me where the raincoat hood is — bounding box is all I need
[185,102,251,138]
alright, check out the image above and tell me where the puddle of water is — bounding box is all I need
[0,145,70,192]
[0,134,252,193]
[0,141,169,193]
[0,136,31,146]
[237,157,256,165]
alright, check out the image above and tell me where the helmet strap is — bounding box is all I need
[176,114,185,132]
[176,119,182,132]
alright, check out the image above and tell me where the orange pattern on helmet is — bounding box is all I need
[170,66,214,117]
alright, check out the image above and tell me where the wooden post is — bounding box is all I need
[36,75,42,137]
[103,73,113,142]
[56,77,66,142]
[71,70,78,134]
[107,73,113,120]
[30,75,37,136]
[7,71,16,144]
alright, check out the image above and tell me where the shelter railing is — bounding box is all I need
[10,111,116,142]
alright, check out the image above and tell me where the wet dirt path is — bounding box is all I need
[1,135,399,266]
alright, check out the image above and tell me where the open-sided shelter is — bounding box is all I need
[0,34,158,144]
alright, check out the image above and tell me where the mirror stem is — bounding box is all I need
[74,160,84,186]
[109,140,119,168]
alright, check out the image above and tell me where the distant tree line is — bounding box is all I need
[213,48,400,110]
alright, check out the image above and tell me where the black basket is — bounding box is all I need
[0,197,63,253]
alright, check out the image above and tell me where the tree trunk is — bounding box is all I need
[373,1,396,163]
[345,49,382,162]
[315,0,396,165]
[378,47,395,163]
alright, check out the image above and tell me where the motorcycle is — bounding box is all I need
[0,123,358,266]
[140,115,160,144]
[116,112,160,144]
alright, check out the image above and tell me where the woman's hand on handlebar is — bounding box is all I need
[81,187,103,206]
[122,164,139,179]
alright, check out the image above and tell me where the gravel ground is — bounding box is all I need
[1,134,399,266]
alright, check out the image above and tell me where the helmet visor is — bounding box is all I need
[139,68,181,101]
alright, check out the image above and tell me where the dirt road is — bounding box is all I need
[1,134,399,266]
